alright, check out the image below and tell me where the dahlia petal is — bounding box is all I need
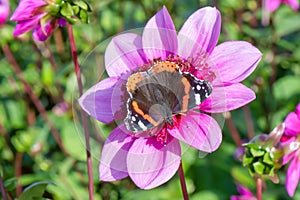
[0,0,10,26]
[12,14,44,37]
[99,124,133,181]
[10,0,47,21]
[32,19,56,41]
[142,6,178,60]
[127,136,181,189]
[265,0,281,12]
[178,7,221,57]
[295,103,300,116]
[78,77,121,123]
[105,33,146,77]
[283,150,297,165]
[210,41,262,84]
[286,0,299,10]
[200,83,256,113]
[286,156,300,197]
[284,112,300,136]
[236,184,255,197]
[169,111,222,152]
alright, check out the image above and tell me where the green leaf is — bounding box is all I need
[79,10,89,23]
[243,155,254,166]
[4,178,17,191]
[263,152,274,165]
[275,11,300,37]
[273,75,300,101]
[74,1,88,10]
[41,63,54,86]
[72,5,80,15]
[74,0,92,11]
[253,162,265,175]
[60,2,73,17]
[18,181,54,200]
[250,148,265,157]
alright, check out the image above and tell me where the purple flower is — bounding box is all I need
[265,0,299,12]
[0,0,10,27]
[231,185,256,200]
[281,103,300,197]
[79,6,262,189]
[10,0,66,41]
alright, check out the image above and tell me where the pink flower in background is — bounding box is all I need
[231,185,256,200]
[265,0,299,12]
[0,0,9,26]
[281,103,300,197]
[79,6,261,189]
[10,0,66,41]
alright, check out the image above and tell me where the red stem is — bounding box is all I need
[178,161,189,200]
[67,24,94,200]
[256,177,263,200]
[0,174,8,200]
[14,152,23,197]
[2,44,68,156]
[243,105,255,139]
[225,112,242,146]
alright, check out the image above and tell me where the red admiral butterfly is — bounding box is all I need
[124,61,212,132]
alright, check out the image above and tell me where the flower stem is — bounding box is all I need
[14,152,23,196]
[243,105,255,140]
[2,44,68,156]
[224,112,241,146]
[256,177,263,200]
[0,174,8,200]
[67,24,94,200]
[178,161,189,200]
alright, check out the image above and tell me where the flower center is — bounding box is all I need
[137,54,216,82]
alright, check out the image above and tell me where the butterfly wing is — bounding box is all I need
[182,72,212,109]
[125,71,166,132]
[124,61,213,133]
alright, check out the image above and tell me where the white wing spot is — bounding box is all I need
[195,94,201,105]
[131,116,136,121]
[138,121,147,131]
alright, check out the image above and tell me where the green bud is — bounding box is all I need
[79,10,89,23]
[72,5,80,15]
[60,2,74,17]
[242,124,285,183]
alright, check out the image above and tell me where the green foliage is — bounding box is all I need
[18,181,54,200]
[1,0,300,199]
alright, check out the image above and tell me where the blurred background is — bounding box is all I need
[1,0,300,199]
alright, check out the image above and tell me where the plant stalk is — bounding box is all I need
[67,24,94,200]
[0,174,8,200]
[256,177,263,200]
[2,44,67,155]
[178,161,189,200]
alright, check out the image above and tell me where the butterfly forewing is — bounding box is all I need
[182,73,213,108]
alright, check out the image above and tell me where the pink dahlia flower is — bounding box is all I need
[10,0,66,41]
[281,103,300,197]
[265,0,299,12]
[79,6,262,189]
[0,0,9,27]
[230,185,256,200]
